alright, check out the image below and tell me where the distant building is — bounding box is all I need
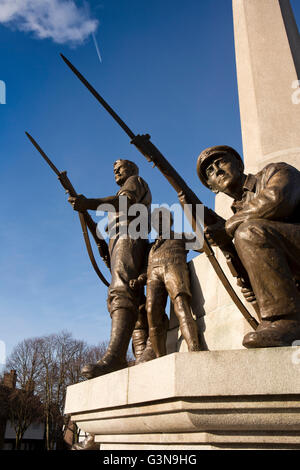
[3,421,45,450]
[0,370,45,450]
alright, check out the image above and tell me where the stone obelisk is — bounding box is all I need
[169,0,300,353]
[233,0,300,173]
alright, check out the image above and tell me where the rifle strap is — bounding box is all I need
[202,237,258,330]
[78,212,110,287]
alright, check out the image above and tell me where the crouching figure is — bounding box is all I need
[197,145,300,348]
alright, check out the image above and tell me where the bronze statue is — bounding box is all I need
[69,159,152,378]
[71,434,99,451]
[60,54,259,331]
[144,207,200,357]
[26,131,154,371]
[197,145,300,348]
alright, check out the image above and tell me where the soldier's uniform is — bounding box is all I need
[227,162,300,321]
[146,234,192,310]
[197,145,300,348]
[106,174,152,316]
[78,168,153,378]
[146,232,199,356]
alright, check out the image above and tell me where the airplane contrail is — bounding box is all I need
[92,32,102,63]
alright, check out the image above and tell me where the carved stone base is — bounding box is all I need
[65,348,300,450]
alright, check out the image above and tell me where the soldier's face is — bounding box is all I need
[205,154,243,195]
[114,163,131,186]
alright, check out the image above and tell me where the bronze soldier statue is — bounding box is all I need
[129,276,157,365]
[59,56,259,331]
[144,207,201,357]
[69,159,152,377]
[197,145,300,348]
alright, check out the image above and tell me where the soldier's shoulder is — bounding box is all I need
[126,174,149,187]
[261,161,297,173]
[257,162,299,179]
[124,174,140,184]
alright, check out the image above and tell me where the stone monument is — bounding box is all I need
[65,0,300,450]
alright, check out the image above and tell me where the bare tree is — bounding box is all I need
[34,332,106,450]
[0,381,9,449]
[8,388,43,450]
[5,332,118,450]
[5,338,45,449]
[84,341,109,365]
[6,338,42,390]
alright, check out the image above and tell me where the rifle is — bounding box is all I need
[60,54,259,330]
[25,132,110,286]
[131,135,260,320]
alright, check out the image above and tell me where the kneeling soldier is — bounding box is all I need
[197,145,300,348]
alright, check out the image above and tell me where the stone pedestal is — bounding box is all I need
[65,348,300,450]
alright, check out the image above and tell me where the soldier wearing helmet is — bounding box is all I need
[197,146,300,349]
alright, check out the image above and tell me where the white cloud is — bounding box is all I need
[0,0,98,44]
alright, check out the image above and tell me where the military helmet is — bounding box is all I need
[196,145,243,188]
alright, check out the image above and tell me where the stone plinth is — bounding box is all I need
[65,348,300,450]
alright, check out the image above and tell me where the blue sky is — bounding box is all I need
[1,0,300,360]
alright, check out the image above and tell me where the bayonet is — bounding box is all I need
[25,132,110,287]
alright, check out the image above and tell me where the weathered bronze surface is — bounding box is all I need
[60,53,258,330]
[69,160,152,378]
[145,208,201,357]
[197,146,300,348]
[71,434,99,451]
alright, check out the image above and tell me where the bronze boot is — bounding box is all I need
[81,308,136,379]
[138,313,169,363]
[179,318,201,351]
[135,337,156,364]
[149,325,167,357]
[243,315,300,348]
[132,327,148,362]
[174,296,201,351]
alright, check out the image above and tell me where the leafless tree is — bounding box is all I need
[8,388,43,450]
[34,332,92,450]
[4,332,133,449]
[84,341,109,365]
[0,382,9,449]
[6,338,42,390]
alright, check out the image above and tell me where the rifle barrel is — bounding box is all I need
[25,132,61,177]
[60,54,136,140]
